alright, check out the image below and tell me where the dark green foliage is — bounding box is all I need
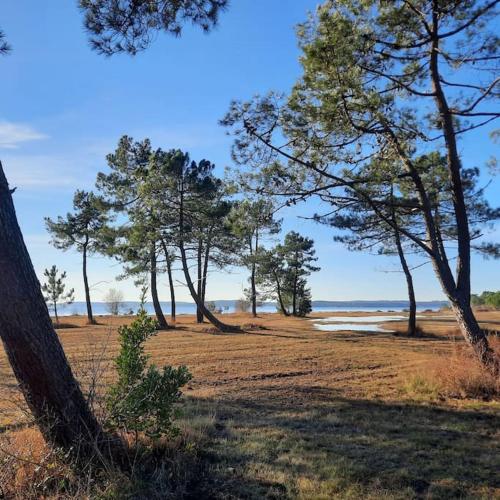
[0,29,10,55]
[256,231,319,317]
[41,266,75,324]
[45,190,112,253]
[80,0,228,55]
[296,280,312,317]
[106,310,192,438]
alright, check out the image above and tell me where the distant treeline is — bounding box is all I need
[471,291,500,309]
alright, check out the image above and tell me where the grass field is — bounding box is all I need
[1,311,499,498]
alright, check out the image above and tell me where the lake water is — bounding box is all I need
[54,301,446,317]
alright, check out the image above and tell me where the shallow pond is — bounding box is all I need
[314,315,407,324]
[313,322,392,332]
[312,314,412,332]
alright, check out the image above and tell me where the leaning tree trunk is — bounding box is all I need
[150,245,169,330]
[427,25,496,370]
[160,240,176,322]
[0,163,102,450]
[274,272,290,317]
[393,227,417,336]
[201,240,210,315]
[179,240,235,332]
[82,242,95,325]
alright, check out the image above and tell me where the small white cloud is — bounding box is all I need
[0,120,48,149]
[2,154,96,190]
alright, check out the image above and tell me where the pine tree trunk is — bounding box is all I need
[394,227,417,336]
[150,245,168,330]
[250,234,258,317]
[0,163,102,450]
[274,272,290,317]
[196,240,203,323]
[166,255,176,322]
[54,301,59,325]
[251,262,257,317]
[82,242,95,325]
[201,241,210,313]
[449,294,498,369]
[179,241,234,332]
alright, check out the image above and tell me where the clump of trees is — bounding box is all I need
[472,291,500,310]
[41,265,75,326]
[229,198,281,317]
[256,231,319,317]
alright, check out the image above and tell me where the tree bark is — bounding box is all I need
[250,260,257,317]
[150,245,169,330]
[251,231,258,317]
[82,241,95,325]
[0,163,102,450]
[393,228,417,336]
[53,301,59,325]
[196,239,204,323]
[201,239,210,312]
[166,254,176,322]
[426,12,495,367]
[274,272,290,317]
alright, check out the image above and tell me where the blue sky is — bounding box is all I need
[1,0,498,303]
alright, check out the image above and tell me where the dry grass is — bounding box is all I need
[405,337,500,401]
[1,311,499,498]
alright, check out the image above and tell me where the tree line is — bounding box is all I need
[44,138,320,331]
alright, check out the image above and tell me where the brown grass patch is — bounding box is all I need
[1,311,500,498]
[405,337,500,401]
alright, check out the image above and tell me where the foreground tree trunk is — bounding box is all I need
[82,241,96,325]
[0,164,102,450]
[150,245,169,330]
[393,228,417,336]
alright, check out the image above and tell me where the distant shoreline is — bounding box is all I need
[52,300,449,317]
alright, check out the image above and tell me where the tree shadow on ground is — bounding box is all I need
[184,388,500,499]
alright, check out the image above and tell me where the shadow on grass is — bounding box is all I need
[183,389,500,499]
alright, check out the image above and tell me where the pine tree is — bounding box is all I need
[41,266,75,325]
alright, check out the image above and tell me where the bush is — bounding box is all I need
[106,310,192,438]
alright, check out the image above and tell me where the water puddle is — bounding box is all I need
[312,314,412,333]
[314,315,406,324]
[314,322,391,332]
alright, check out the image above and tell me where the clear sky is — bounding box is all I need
[1,0,498,303]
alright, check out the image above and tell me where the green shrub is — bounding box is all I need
[106,310,192,439]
